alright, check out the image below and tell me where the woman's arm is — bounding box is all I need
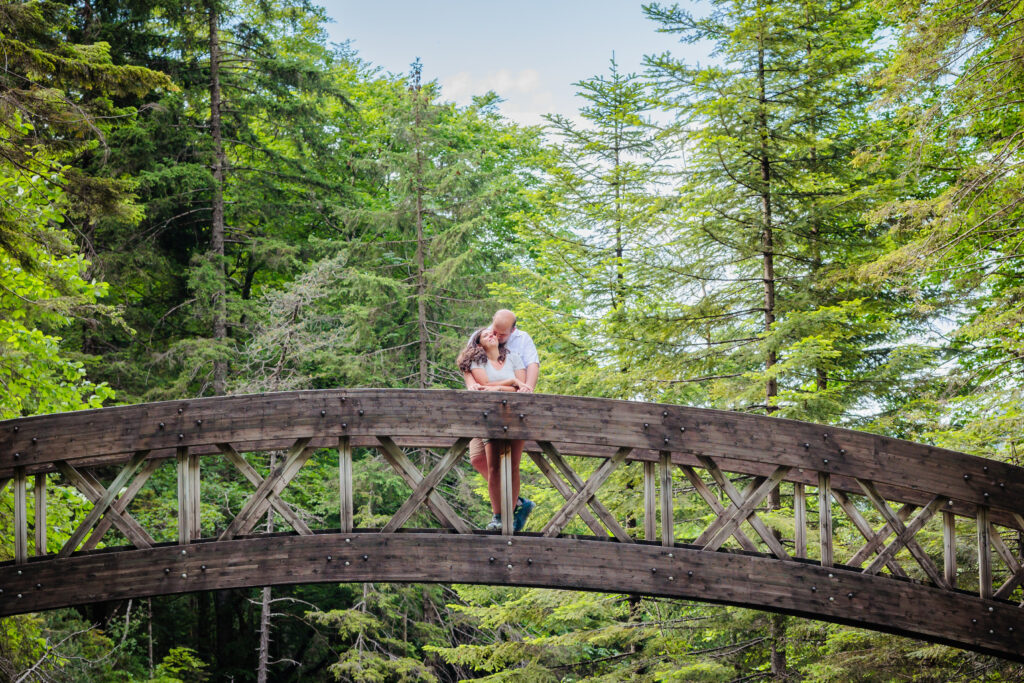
[471,367,522,391]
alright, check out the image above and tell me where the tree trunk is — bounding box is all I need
[208,2,228,395]
[412,68,429,390]
[256,453,275,683]
[757,24,777,416]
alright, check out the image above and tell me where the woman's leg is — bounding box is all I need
[469,438,488,481]
[511,439,524,503]
[485,440,502,514]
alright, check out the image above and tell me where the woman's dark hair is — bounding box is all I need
[457,328,508,374]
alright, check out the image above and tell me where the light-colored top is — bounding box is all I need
[472,352,525,383]
[467,328,540,368]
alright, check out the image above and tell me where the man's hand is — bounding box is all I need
[518,384,533,394]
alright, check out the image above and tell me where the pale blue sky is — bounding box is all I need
[318,1,708,126]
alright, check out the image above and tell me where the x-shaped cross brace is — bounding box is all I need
[531,442,633,542]
[57,450,152,558]
[380,438,471,533]
[217,443,313,536]
[376,436,472,534]
[219,438,315,541]
[694,455,790,559]
[857,479,948,589]
[541,446,633,538]
[833,489,913,578]
[990,515,1024,600]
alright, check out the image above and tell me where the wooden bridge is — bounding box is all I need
[2,390,1023,660]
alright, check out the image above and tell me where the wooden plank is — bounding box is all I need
[858,480,947,588]
[644,461,656,541]
[538,442,633,543]
[14,467,27,564]
[219,438,314,540]
[659,451,673,547]
[57,450,150,558]
[376,436,471,534]
[34,473,46,556]
[977,505,992,599]
[832,489,909,577]
[819,472,833,568]
[542,447,632,538]
[62,465,156,550]
[217,443,312,536]
[339,436,353,533]
[527,450,607,536]
[177,447,191,545]
[943,510,956,589]
[5,389,1022,515]
[81,459,163,552]
[794,482,806,559]
[696,455,790,559]
[382,438,469,533]
[501,442,514,536]
[679,465,758,552]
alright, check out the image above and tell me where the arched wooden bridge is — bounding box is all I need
[2,390,1023,660]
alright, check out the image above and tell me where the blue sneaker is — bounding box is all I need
[513,497,536,532]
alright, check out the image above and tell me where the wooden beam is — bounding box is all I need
[14,467,27,564]
[217,443,312,536]
[659,451,673,548]
[81,459,162,552]
[34,473,46,556]
[644,461,656,542]
[943,509,956,589]
[188,451,201,541]
[375,436,471,534]
[542,447,632,538]
[177,447,191,545]
[57,450,150,558]
[527,450,607,536]
[382,439,469,533]
[794,482,806,559]
[977,505,992,600]
[339,436,353,533]
[4,534,1024,663]
[679,465,758,552]
[819,472,833,568]
[537,442,633,543]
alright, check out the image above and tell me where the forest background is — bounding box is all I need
[2,0,1024,680]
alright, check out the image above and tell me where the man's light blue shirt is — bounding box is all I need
[505,328,540,368]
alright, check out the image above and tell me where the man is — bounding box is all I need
[462,309,540,531]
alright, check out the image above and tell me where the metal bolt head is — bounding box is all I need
[650,568,656,573]
[643,423,649,429]
[178,408,183,414]
[803,443,810,449]
[839,449,846,455]
[327,555,332,561]
[195,419,202,425]
[321,410,326,417]
[345,538,351,543]
[178,434,184,440]
[344,561,350,566]
[829,596,834,601]
[668,553,674,558]
[823,458,829,464]
[507,540,512,546]
[687,570,693,577]
[989,607,994,612]
[358,409,364,416]
[362,554,368,561]
[181,573,187,578]
[164,568,170,574]
[31,437,37,444]
[502,399,507,405]
[503,425,508,431]
[847,592,853,598]
[201,565,207,571]
[668,576,674,581]
[972,618,977,624]
[964,474,970,480]
[159,422,165,429]
[489,557,495,563]
[679,427,686,432]
[663,411,668,417]
[664,437,670,444]
[13,453,19,459]
[519,413,525,420]
[507,564,513,569]
[181,549,187,555]
[35,583,41,589]
[341,423,347,429]
[811,586,817,592]
[483,411,489,417]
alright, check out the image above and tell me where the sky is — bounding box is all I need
[317,1,708,126]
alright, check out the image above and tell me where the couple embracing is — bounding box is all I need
[457,309,539,532]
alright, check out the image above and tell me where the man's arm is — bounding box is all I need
[521,363,539,393]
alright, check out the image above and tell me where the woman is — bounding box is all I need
[456,328,536,531]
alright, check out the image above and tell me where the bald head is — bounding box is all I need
[491,309,517,343]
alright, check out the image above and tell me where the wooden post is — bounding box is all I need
[818,472,832,568]
[977,506,992,599]
[943,509,956,589]
[794,482,806,559]
[189,452,201,541]
[34,473,46,556]
[177,447,191,545]
[659,451,673,547]
[500,442,513,536]
[339,436,353,533]
[643,461,656,541]
[14,467,27,565]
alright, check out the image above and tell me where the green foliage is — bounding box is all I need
[149,647,209,682]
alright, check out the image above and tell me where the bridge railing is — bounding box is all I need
[2,389,1023,606]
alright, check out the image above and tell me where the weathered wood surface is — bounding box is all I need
[0,533,1021,662]
[2,390,1022,514]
